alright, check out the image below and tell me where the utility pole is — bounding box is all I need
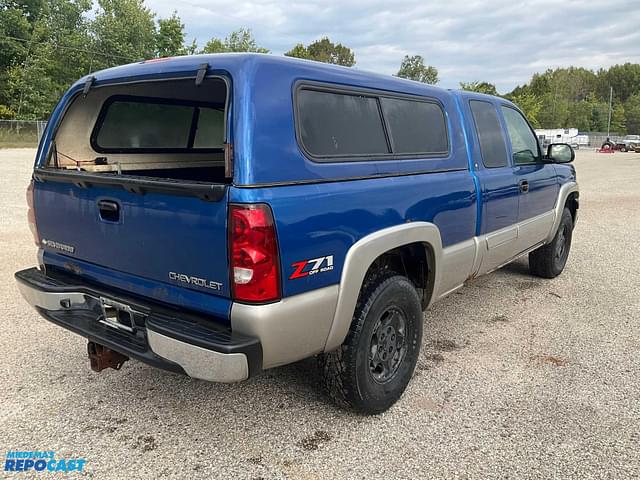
[607,86,613,137]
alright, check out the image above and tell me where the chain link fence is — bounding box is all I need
[0,120,47,148]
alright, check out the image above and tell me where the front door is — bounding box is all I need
[468,99,520,274]
[500,105,559,254]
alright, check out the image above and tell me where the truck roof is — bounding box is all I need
[73,53,458,100]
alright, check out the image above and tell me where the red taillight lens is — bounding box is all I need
[26,180,39,246]
[229,204,280,303]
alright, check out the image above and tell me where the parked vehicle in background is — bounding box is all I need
[535,128,588,149]
[615,135,640,152]
[15,54,579,414]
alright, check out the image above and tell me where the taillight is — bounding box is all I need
[229,204,281,303]
[26,180,39,246]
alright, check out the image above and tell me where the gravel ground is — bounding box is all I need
[1,148,639,479]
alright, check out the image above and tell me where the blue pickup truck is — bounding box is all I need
[16,54,578,414]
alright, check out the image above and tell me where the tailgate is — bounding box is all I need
[34,179,231,300]
[30,72,233,308]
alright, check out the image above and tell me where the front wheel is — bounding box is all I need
[529,207,574,278]
[319,274,423,414]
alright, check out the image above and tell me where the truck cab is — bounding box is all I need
[16,54,578,413]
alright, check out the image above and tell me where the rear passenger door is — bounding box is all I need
[500,106,559,251]
[468,99,520,274]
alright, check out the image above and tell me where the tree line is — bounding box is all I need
[461,65,640,134]
[1,0,638,134]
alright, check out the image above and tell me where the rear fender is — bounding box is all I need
[323,222,443,352]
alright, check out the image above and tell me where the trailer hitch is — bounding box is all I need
[87,341,129,372]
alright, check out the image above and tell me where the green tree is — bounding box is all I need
[0,5,33,71]
[185,38,198,55]
[459,81,498,96]
[599,63,640,103]
[508,64,640,130]
[5,0,93,119]
[200,38,224,53]
[530,88,568,128]
[285,43,309,60]
[508,91,542,127]
[610,100,626,134]
[200,28,269,54]
[156,12,185,57]
[285,37,355,66]
[511,67,604,128]
[585,92,608,131]
[624,94,640,134]
[396,55,438,84]
[7,41,59,119]
[528,67,597,103]
[0,104,16,119]
[567,99,593,131]
[91,0,157,70]
[0,5,33,106]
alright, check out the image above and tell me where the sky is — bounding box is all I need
[146,0,640,93]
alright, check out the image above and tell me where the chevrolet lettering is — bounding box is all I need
[41,239,75,254]
[169,272,223,291]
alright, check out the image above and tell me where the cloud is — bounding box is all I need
[146,0,640,93]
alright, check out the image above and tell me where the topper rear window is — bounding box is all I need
[91,96,225,153]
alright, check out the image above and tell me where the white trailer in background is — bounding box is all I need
[535,128,589,149]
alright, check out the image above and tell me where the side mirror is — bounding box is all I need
[546,143,575,163]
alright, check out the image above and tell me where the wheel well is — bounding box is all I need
[363,242,434,310]
[565,192,579,224]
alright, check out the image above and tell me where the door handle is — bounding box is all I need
[519,180,529,193]
[97,199,120,222]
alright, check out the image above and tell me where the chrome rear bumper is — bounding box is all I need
[15,267,261,383]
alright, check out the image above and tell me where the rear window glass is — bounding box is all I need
[380,97,448,154]
[93,97,224,152]
[297,89,389,157]
[193,107,225,149]
[469,100,509,168]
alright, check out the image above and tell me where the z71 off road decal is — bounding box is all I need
[289,255,334,279]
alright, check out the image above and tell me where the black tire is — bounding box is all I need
[529,207,573,278]
[319,273,423,414]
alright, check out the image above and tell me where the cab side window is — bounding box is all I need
[501,106,541,165]
[469,100,508,168]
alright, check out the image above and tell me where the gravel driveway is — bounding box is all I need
[1,148,639,479]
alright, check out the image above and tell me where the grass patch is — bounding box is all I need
[0,129,39,148]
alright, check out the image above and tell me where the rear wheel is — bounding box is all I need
[319,273,423,414]
[529,207,573,278]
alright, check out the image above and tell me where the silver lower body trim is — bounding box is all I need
[231,285,339,369]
